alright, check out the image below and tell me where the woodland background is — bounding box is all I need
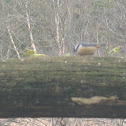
[0,0,126,126]
[0,0,126,59]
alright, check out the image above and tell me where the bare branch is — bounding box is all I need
[7,26,21,59]
[25,2,37,53]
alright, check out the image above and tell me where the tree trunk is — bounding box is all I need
[0,56,126,118]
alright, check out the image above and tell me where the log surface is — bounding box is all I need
[0,56,126,118]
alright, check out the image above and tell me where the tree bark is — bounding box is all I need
[0,56,126,118]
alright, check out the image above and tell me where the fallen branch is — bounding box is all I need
[0,56,126,118]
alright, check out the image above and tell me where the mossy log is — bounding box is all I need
[0,56,126,118]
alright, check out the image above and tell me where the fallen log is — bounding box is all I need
[0,56,126,118]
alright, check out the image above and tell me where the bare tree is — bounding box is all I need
[25,1,37,53]
[7,25,21,59]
